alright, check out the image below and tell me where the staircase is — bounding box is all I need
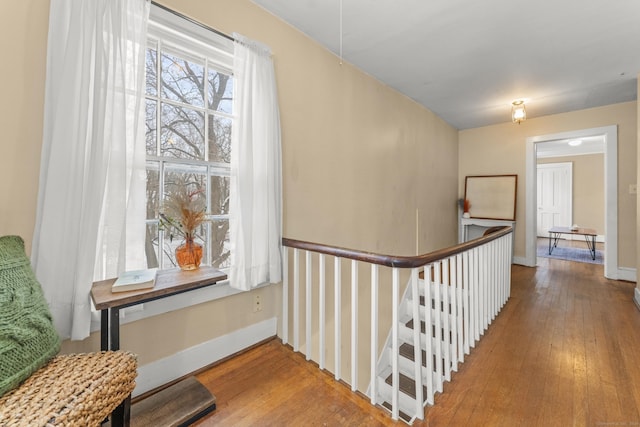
[282,227,513,425]
[373,249,510,424]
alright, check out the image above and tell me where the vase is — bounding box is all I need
[175,237,203,270]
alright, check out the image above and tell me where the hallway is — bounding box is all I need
[194,258,640,426]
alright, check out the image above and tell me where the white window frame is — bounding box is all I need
[91,4,247,333]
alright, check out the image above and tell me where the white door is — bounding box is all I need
[537,162,572,236]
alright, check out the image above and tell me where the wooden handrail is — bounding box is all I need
[282,226,512,269]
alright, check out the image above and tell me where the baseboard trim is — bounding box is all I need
[512,256,531,266]
[616,267,636,282]
[134,317,278,397]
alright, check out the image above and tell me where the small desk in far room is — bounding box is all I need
[548,226,598,260]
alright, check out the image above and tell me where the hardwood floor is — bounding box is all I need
[194,259,640,426]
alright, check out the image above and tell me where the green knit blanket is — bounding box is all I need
[0,235,60,396]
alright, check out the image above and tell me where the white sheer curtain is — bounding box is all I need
[229,34,282,291]
[31,0,149,340]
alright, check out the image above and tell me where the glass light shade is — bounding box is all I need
[511,101,526,124]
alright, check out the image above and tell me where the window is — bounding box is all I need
[144,6,234,270]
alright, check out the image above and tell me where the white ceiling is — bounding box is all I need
[252,0,640,130]
[536,135,604,158]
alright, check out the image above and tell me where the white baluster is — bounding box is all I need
[449,256,459,371]
[391,267,400,421]
[306,251,312,360]
[282,247,288,345]
[423,265,434,405]
[433,262,443,392]
[441,258,451,381]
[455,253,464,363]
[334,257,341,381]
[319,254,326,369]
[462,250,470,355]
[351,259,358,391]
[293,248,300,352]
[410,268,423,419]
[370,264,379,404]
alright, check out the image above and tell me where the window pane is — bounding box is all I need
[210,219,230,268]
[145,45,157,96]
[210,174,229,215]
[208,115,232,163]
[161,51,204,108]
[146,162,160,220]
[208,70,233,113]
[161,103,205,160]
[145,99,157,155]
[145,223,160,269]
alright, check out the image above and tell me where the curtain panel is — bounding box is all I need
[229,34,283,291]
[32,0,149,340]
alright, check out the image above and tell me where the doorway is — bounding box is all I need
[525,125,618,279]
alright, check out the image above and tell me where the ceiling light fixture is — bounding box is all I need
[511,100,526,124]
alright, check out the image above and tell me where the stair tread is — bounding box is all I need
[405,318,426,333]
[399,342,427,366]
[384,371,428,400]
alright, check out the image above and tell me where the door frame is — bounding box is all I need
[525,125,617,279]
[536,162,573,237]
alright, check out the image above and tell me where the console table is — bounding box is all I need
[91,266,227,425]
[91,266,227,352]
[548,226,598,260]
[459,217,516,262]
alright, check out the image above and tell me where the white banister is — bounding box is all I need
[281,227,513,425]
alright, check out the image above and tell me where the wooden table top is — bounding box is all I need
[91,266,227,310]
[548,226,597,236]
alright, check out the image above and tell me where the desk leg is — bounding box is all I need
[584,235,596,260]
[101,309,109,352]
[548,232,561,255]
[110,308,120,351]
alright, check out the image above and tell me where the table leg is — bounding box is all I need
[110,308,120,351]
[101,309,109,352]
[109,308,120,350]
[548,232,560,255]
[584,235,596,260]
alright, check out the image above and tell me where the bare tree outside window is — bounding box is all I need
[145,39,232,270]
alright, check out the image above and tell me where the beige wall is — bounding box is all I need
[538,154,605,234]
[1,0,459,379]
[0,0,49,252]
[460,102,637,267]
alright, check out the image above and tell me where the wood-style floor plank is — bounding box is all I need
[186,256,640,426]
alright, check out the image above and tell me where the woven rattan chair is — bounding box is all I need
[0,351,137,427]
[0,235,138,426]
